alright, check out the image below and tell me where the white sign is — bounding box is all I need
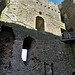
[21,49,27,61]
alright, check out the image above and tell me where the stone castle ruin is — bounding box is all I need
[0,0,75,75]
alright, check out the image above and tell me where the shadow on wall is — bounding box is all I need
[0,25,15,68]
[0,0,7,15]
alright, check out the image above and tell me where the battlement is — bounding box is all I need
[19,0,60,20]
[9,0,60,21]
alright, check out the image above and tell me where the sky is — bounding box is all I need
[48,0,64,5]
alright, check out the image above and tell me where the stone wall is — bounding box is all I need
[0,22,71,75]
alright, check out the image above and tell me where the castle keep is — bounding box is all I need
[0,0,75,75]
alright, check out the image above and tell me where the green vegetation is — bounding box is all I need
[0,7,6,21]
[0,0,11,21]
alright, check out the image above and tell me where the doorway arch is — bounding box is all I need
[36,16,44,32]
[23,37,34,49]
[22,37,36,65]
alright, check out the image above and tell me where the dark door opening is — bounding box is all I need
[22,37,35,65]
[23,37,34,49]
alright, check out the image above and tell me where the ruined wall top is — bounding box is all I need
[9,0,60,20]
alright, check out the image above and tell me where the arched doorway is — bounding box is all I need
[36,16,44,32]
[23,37,34,49]
[21,37,35,65]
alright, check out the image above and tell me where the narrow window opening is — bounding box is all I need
[52,9,53,10]
[44,5,46,7]
[36,2,38,4]
[22,37,35,65]
[61,28,66,37]
[39,11,42,15]
[41,4,42,6]
[51,63,54,75]
[48,7,50,9]
[55,10,56,12]
[44,62,46,75]
[44,62,54,75]
[61,15,65,23]
[23,37,34,49]
[36,16,44,32]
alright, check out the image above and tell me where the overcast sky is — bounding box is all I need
[48,0,64,4]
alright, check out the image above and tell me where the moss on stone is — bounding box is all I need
[0,8,7,21]
[0,7,6,21]
[0,1,11,21]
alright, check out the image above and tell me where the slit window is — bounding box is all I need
[61,28,66,37]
